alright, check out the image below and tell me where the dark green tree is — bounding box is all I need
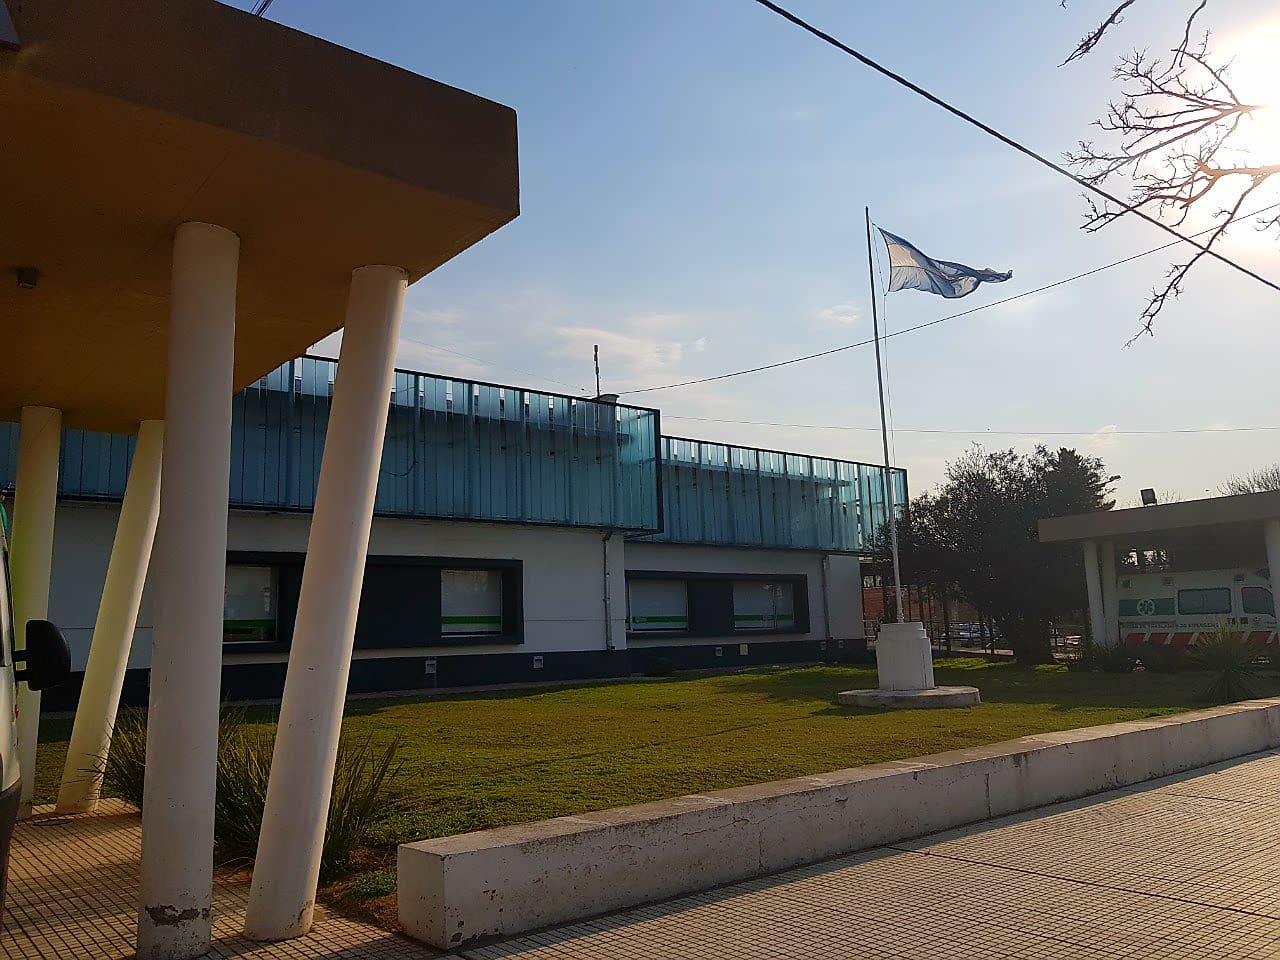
[897,446,1116,664]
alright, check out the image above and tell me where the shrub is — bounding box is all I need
[102,709,148,809]
[1194,623,1258,704]
[1140,646,1189,674]
[213,713,276,865]
[1075,638,1137,673]
[99,709,402,879]
[321,736,404,881]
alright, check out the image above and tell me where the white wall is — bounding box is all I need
[45,502,620,669]
[44,502,860,674]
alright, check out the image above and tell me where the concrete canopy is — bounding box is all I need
[1,0,519,433]
[1038,491,1280,545]
[1040,491,1280,569]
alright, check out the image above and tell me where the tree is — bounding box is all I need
[897,446,1116,664]
[1220,463,1280,496]
[1060,1,1279,338]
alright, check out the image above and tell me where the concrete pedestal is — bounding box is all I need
[838,622,979,710]
[875,622,935,691]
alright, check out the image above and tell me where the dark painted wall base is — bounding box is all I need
[40,638,866,712]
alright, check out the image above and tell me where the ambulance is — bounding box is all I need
[0,505,71,918]
[1116,567,1278,652]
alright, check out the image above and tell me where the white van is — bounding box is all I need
[0,506,71,919]
[1116,567,1277,649]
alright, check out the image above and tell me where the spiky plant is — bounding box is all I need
[1194,622,1259,704]
[99,707,403,879]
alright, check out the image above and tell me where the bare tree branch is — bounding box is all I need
[1059,1,1278,336]
[1062,0,1141,65]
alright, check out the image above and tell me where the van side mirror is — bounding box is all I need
[15,620,71,691]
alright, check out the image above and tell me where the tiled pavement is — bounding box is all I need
[5,754,1280,959]
[0,800,435,959]
[463,752,1280,959]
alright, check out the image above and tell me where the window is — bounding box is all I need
[441,569,503,636]
[628,579,689,632]
[224,564,277,643]
[732,581,796,632]
[1177,587,1232,616]
[1242,586,1275,616]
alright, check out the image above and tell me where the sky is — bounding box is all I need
[226,0,1280,505]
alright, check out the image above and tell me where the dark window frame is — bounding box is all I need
[625,570,809,640]
[224,551,523,653]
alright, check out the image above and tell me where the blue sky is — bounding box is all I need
[231,0,1280,502]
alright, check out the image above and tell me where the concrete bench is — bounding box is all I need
[399,698,1280,949]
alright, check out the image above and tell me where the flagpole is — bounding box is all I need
[865,206,905,624]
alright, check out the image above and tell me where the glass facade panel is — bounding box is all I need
[640,436,906,554]
[0,363,908,552]
[0,358,663,533]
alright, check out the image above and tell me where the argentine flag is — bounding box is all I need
[879,229,1012,299]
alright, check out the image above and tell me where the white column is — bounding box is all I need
[55,420,163,815]
[137,223,238,960]
[1264,520,1280,627]
[1082,540,1107,648]
[244,265,406,942]
[11,405,61,818]
[1100,541,1119,648]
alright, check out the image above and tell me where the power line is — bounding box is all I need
[251,0,276,16]
[618,200,1280,396]
[662,415,1280,438]
[749,0,1280,295]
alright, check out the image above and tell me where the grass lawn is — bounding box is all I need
[30,658,1280,925]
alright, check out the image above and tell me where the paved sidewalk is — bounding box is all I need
[3,754,1279,959]
[463,752,1280,959]
[0,800,434,959]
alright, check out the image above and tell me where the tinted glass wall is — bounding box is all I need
[0,358,663,533]
[640,436,907,554]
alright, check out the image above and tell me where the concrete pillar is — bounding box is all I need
[55,420,163,815]
[243,265,407,942]
[1082,540,1107,648]
[1264,520,1280,627]
[1100,542,1119,647]
[137,223,238,960]
[11,405,61,818]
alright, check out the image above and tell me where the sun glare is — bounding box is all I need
[1215,18,1280,162]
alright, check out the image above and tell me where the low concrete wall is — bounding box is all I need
[398,699,1280,949]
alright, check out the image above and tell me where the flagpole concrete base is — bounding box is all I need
[837,686,981,709]
[837,622,980,709]
[874,622,936,690]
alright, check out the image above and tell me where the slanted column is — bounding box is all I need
[137,223,238,960]
[56,419,163,815]
[11,405,62,818]
[244,265,407,942]
[1082,540,1107,648]
[1264,520,1280,629]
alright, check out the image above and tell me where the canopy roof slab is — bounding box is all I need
[0,0,519,433]
[1039,492,1280,569]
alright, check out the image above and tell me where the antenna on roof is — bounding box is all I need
[594,344,601,399]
